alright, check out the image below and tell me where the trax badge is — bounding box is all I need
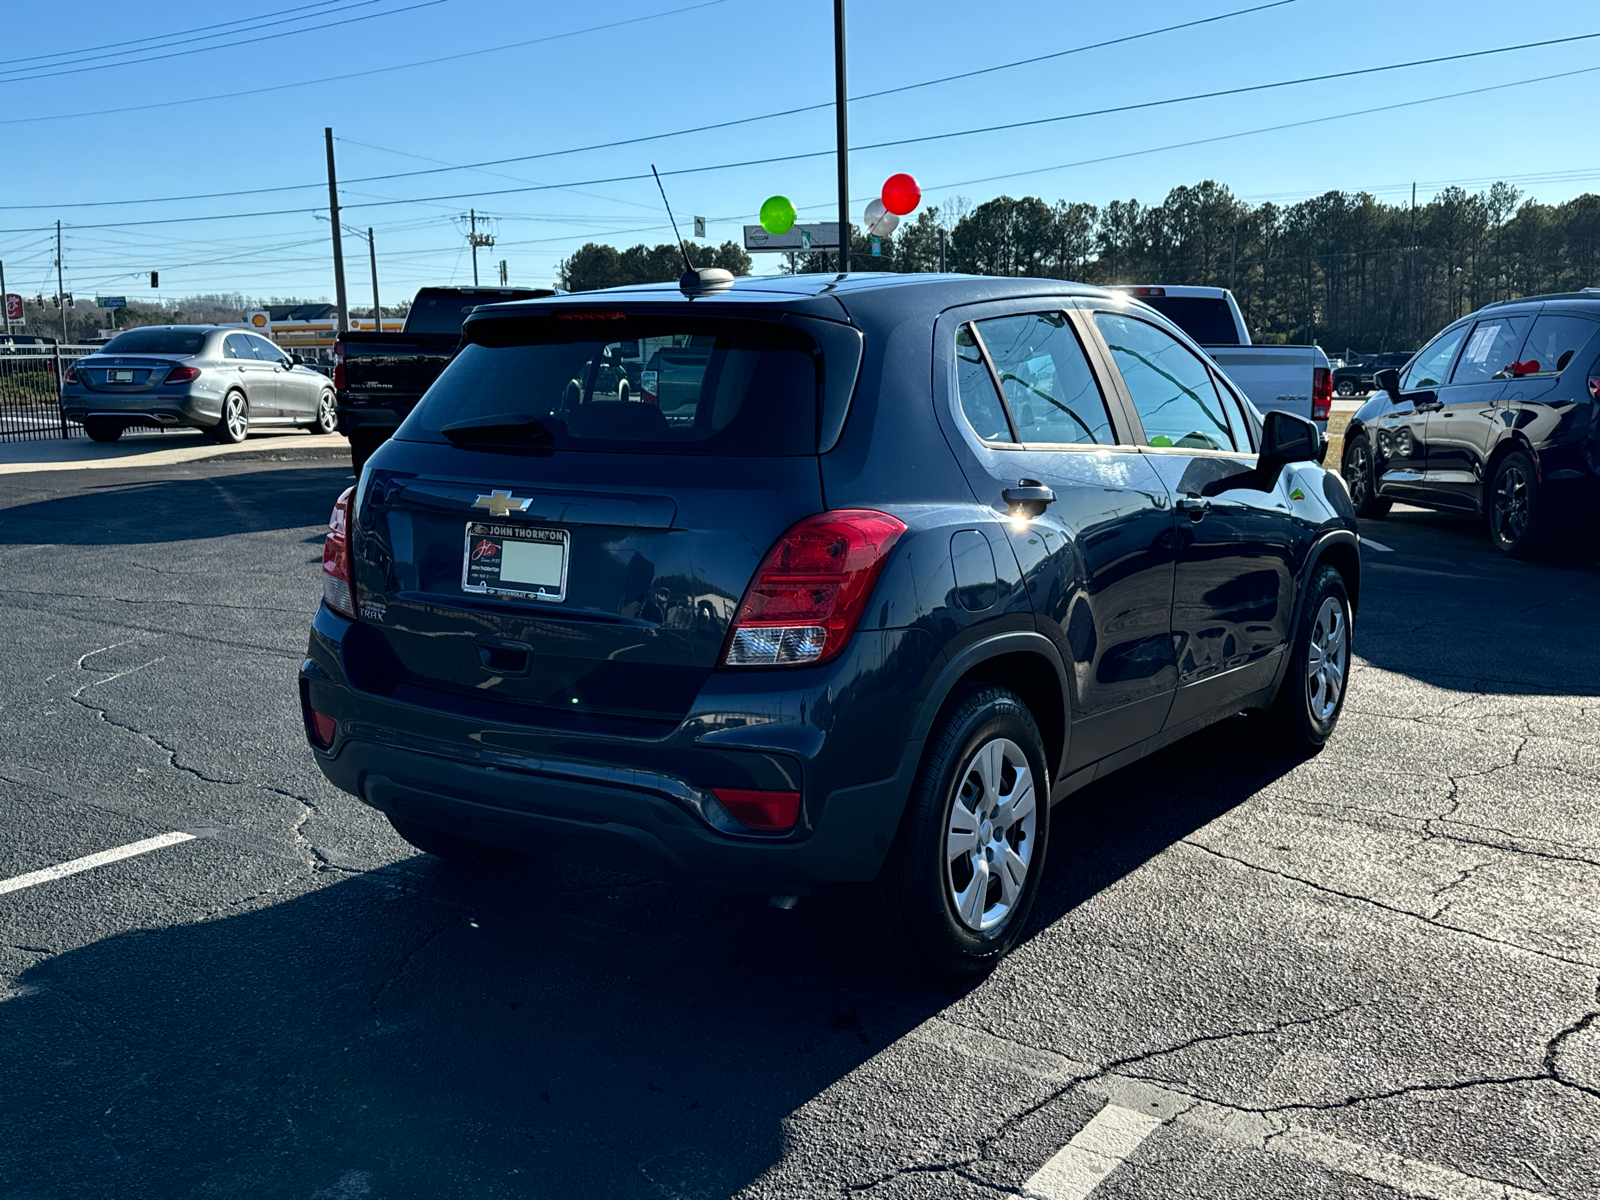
[1290,487,1306,500]
[473,490,533,518]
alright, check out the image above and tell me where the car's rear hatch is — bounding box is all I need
[348,305,862,733]
[75,355,187,393]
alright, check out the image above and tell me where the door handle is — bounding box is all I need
[1176,495,1211,520]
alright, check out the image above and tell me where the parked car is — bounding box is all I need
[300,274,1359,976]
[1340,291,1600,556]
[335,286,555,473]
[1111,285,1333,430]
[60,325,336,443]
[1332,351,1413,397]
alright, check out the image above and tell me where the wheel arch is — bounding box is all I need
[1268,529,1360,699]
[910,632,1071,790]
[1482,434,1538,516]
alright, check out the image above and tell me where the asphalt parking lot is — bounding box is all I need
[1,457,1596,1200]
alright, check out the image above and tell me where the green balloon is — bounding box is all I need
[760,195,797,235]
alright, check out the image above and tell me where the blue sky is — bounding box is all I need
[1,0,1596,306]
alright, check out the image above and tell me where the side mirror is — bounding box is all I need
[1261,410,1320,465]
[288,354,304,366]
[1375,367,1402,400]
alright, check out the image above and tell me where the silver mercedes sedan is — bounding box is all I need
[61,325,337,444]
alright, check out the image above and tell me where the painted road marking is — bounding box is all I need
[1018,1103,1164,1200]
[1361,538,1395,552]
[0,832,196,897]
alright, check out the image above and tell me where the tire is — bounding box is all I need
[1264,564,1352,751]
[617,383,630,405]
[84,420,122,443]
[1487,450,1548,559]
[210,390,249,444]
[1341,433,1391,519]
[306,390,337,435]
[387,815,518,867]
[870,686,1050,978]
[1335,379,1355,397]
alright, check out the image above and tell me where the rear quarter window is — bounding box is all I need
[399,315,826,456]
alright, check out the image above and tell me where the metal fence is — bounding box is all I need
[0,343,174,442]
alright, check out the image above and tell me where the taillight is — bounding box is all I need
[1587,371,1599,400]
[714,788,800,832]
[1311,367,1332,420]
[332,339,345,391]
[723,510,905,667]
[163,365,201,385]
[321,486,357,620]
[63,362,78,383]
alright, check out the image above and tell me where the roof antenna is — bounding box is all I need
[652,164,733,298]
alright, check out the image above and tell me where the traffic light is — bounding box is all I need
[150,271,159,288]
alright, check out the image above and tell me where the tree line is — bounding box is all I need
[559,180,1600,354]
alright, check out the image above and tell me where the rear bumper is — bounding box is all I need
[61,387,219,429]
[335,401,413,437]
[299,605,936,890]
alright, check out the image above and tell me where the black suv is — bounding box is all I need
[1332,352,1413,396]
[1340,292,1600,556]
[300,274,1359,975]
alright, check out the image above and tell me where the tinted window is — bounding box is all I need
[223,334,252,360]
[1399,326,1467,390]
[101,328,207,355]
[1093,312,1238,451]
[1132,295,1242,346]
[402,317,821,456]
[972,312,1114,446]
[1451,316,1530,384]
[1514,313,1600,376]
[1212,371,1258,451]
[248,335,286,363]
[954,324,1013,443]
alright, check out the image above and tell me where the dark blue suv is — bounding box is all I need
[300,274,1359,975]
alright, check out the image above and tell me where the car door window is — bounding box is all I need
[248,336,286,365]
[970,312,1115,446]
[1092,311,1237,451]
[1211,371,1257,451]
[954,324,1014,443]
[1399,325,1468,390]
[1451,316,1530,384]
[223,334,252,360]
[1512,313,1600,377]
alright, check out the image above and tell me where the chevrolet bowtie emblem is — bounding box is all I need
[473,490,532,518]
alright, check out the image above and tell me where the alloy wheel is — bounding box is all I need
[318,393,335,431]
[1493,464,1529,543]
[944,737,1037,933]
[225,395,247,441]
[1305,596,1348,725]
[1344,444,1369,507]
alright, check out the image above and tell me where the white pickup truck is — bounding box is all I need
[1112,285,1333,431]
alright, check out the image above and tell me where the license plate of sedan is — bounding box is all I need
[108,369,135,383]
[462,522,568,601]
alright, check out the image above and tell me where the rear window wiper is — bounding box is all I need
[440,413,554,447]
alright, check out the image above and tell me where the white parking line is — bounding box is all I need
[1361,538,1395,552]
[1018,1103,1164,1199]
[0,831,196,896]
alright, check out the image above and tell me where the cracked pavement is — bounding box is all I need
[0,463,1596,1199]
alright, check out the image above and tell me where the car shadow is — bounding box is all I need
[0,464,350,545]
[1,720,1299,1199]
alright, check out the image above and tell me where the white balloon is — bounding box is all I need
[864,198,899,237]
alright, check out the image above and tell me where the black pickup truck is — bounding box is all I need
[335,286,554,472]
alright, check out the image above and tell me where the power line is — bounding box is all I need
[0,0,454,85]
[0,0,733,126]
[0,0,343,68]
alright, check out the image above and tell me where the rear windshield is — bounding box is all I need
[400,315,822,456]
[100,328,208,355]
[1134,296,1241,346]
[403,291,545,336]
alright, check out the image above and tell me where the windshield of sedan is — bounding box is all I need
[100,328,208,355]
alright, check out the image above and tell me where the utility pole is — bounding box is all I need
[324,127,349,334]
[1407,181,1417,343]
[471,209,479,286]
[833,0,850,274]
[367,228,381,331]
[55,220,67,343]
[0,259,8,337]
[938,227,947,273]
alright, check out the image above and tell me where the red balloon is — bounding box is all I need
[881,173,921,216]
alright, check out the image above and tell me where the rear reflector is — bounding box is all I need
[163,365,201,385]
[723,510,905,667]
[713,788,800,832]
[322,486,357,620]
[309,709,337,748]
[1311,366,1332,420]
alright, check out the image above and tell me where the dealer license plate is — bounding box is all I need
[462,521,568,602]
[108,369,135,383]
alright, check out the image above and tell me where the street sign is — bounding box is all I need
[3,293,21,323]
[97,296,127,309]
[743,222,839,252]
[693,215,706,238]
